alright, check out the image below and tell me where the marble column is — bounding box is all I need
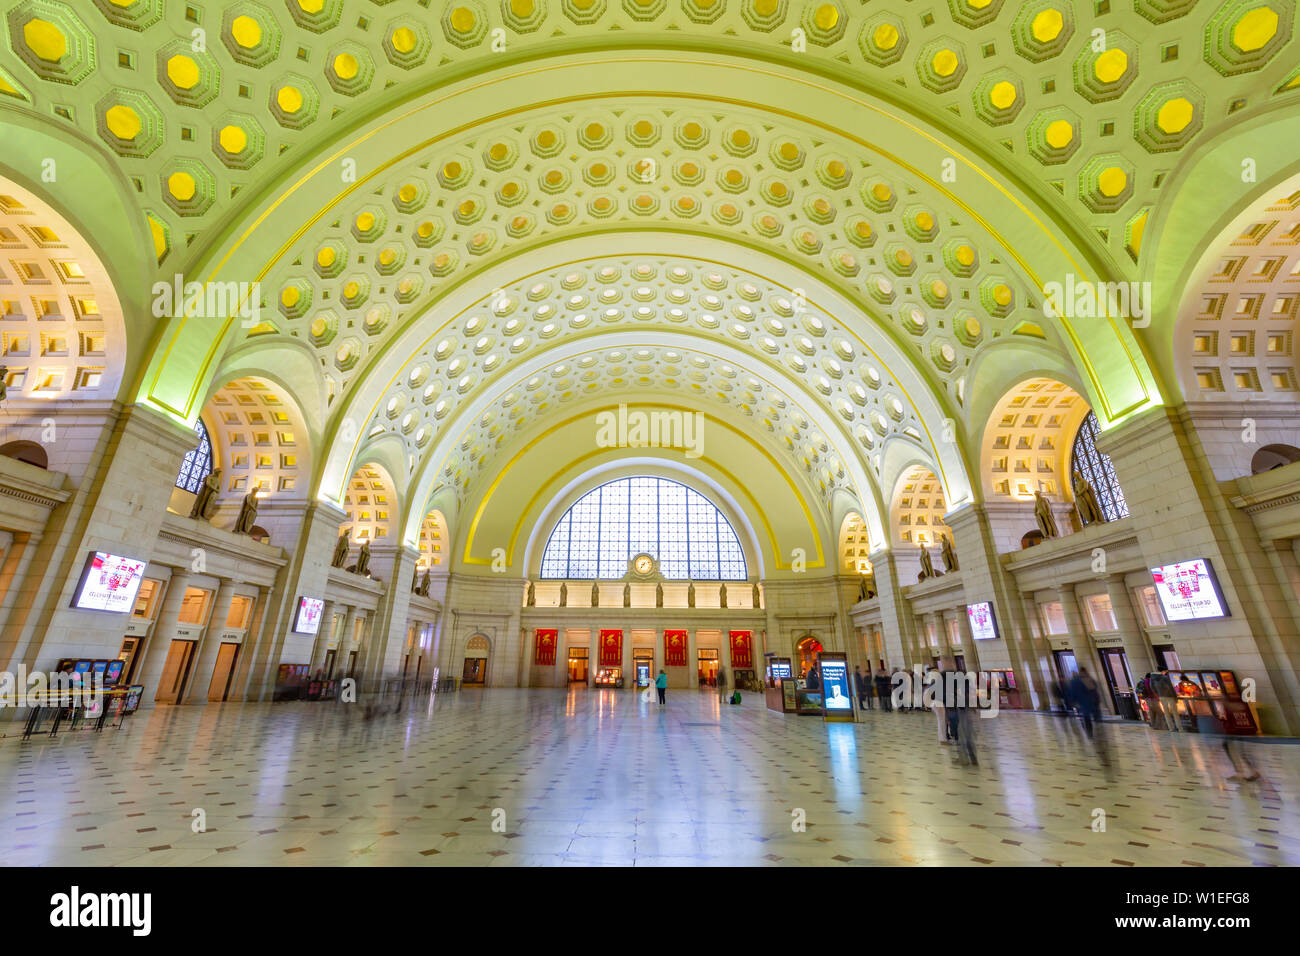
[184,578,238,703]
[1106,575,1156,677]
[136,571,193,703]
[866,548,917,670]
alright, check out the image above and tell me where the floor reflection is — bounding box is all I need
[0,688,1295,866]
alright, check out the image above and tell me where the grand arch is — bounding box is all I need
[128,51,1160,439]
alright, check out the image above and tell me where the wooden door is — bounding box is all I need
[207,643,240,702]
[154,640,196,704]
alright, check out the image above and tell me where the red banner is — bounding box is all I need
[534,629,557,666]
[729,630,754,668]
[664,630,688,667]
[599,629,623,666]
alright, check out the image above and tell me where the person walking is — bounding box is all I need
[1152,670,1179,732]
[875,667,892,712]
[1069,667,1102,740]
[854,666,872,710]
[655,669,668,706]
[717,666,728,704]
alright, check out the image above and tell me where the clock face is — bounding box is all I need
[634,555,654,575]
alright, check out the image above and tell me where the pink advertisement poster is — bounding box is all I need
[74,552,146,613]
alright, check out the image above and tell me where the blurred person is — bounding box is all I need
[655,669,667,706]
[875,667,892,712]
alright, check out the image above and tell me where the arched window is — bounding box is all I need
[1070,411,1129,522]
[540,476,747,580]
[175,420,213,494]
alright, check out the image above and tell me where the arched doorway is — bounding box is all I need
[462,634,489,687]
[796,636,823,677]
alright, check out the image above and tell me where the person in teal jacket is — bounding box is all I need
[655,669,668,705]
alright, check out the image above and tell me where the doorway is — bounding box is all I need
[206,642,240,702]
[117,637,142,684]
[796,636,823,677]
[633,651,654,688]
[463,634,489,686]
[324,648,336,678]
[567,646,589,684]
[697,649,719,686]
[346,649,357,677]
[1098,647,1138,719]
[154,639,197,704]
[1053,649,1078,682]
[462,657,485,684]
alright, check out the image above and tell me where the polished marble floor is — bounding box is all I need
[0,687,1296,866]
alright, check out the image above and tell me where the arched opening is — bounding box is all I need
[980,378,1090,503]
[0,440,48,469]
[341,463,398,552]
[539,475,747,580]
[418,509,448,569]
[796,635,824,678]
[202,377,312,501]
[838,512,872,573]
[462,634,490,687]
[174,420,213,493]
[1251,444,1300,474]
[1068,410,1129,521]
[890,465,948,548]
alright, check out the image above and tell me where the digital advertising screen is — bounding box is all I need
[1150,559,1229,621]
[294,596,325,635]
[71,551,147,614]
[817,653,853,718]
[966,602,999,641]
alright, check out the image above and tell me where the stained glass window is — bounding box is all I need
[175,420,213,494]
[540,476,747,580]
[1070,411,1129,522]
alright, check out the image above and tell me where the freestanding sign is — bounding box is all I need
[818,651,854,723]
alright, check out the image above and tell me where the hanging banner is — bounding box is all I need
[534,629,558,666]
[599,629,623,666]
[729,630,754,668]
[664,630,688,667]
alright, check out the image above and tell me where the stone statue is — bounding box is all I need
[0,365,8,402]
[1072,471,1105,526]
[919,547,937,580]
[687,582,696,608]
[526,581,536,607]
[940,534,958,573]
[719,582,728,609]
[353,539,371,577]
[331,529,350,568]
[411,566,419,592]
[655,582,664,608]
[418,569,431,597]
[623,583,631,608]
[591,581,600,607]
[559,582,567,607]
[752,582,761,608]
[189,467,222,521]
[232,490,259,535]
[1034,489,1059,538]
[857,575,876,602]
